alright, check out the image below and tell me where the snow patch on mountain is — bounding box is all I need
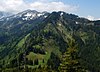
[0,10,49,21]
[22,11,47,20]
[37,13,43,17]
[24,13,33,17]
[44,16,47,18]
[60,12,63,16]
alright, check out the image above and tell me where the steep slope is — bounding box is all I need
[0,11,100,71]
[0,10,49,44]
[0,10,50,64]
[21,11,100,71]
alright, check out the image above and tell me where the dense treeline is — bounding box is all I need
[0,11,100,72]
[0,41,88,72]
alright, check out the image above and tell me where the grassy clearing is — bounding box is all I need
[16,33,30,48]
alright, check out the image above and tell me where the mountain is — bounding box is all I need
[0,11,13,19]
[0,9,49,44]
[0,10,100,72]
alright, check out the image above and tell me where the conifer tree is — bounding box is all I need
[59,40,87,72]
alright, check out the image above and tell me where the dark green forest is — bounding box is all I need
[0,11,100,72]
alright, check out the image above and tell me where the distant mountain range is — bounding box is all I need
[0,11,13,19]
[0,10,100,72]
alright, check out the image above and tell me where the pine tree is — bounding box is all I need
[59,40,87,72]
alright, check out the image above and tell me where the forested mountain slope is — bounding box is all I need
[0,10,100,72]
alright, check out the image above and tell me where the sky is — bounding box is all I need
[0,0,100,20]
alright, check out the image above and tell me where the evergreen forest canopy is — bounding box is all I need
[0,10,100,72]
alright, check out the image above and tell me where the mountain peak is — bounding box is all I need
[0,10,49,21]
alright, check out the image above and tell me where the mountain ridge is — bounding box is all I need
[0,10,100,72]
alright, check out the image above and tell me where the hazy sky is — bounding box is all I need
[0,0,99,20]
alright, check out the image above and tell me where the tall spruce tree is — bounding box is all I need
[59,40,87,72]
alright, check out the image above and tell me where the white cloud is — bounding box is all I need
[0,0,28,13]
[0,0,78,13]
[86,15,100,21]
[29,1,78,12]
